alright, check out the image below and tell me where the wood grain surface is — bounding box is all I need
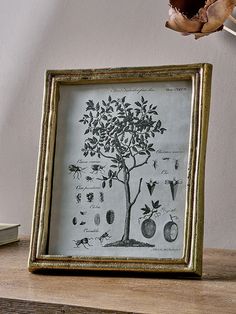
[0,238,235,313]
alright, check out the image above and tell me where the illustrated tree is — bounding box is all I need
[79,96,166,245]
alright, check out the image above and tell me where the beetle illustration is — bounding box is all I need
[91,164,106,174]
[73,238,93,249]
[68,164,86,179]
[96,231,111,244]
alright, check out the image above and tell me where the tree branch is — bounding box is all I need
[99,151,114,160]
[130,178,143,207]
[129,154,150,173]
[113,177,125,184]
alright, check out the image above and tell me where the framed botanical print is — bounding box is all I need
[29,64,212,276]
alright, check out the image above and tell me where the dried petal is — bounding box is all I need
[166,7,203,33]
[166,0,236,39]
[201,0,236,33]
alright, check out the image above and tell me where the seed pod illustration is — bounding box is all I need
[94,213,101,226]
[72,217,77,225]
[106,210,115,224]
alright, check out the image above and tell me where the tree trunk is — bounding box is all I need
[121,167,132,242]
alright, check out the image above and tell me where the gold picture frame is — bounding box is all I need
[29,64,212,276]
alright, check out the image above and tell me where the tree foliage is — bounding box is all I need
[79,96,166,188]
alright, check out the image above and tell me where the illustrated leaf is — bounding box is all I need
[160,128,167,134]
[84,129,90,134]
[102,181,106,188]
[152,200,161,209]
[156,120,161,128]
[109,179,112,188]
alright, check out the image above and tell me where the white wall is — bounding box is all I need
[0,0,235,249]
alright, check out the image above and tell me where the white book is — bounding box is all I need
[0,224,20,246]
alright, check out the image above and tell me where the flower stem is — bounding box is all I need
[228,15,236,24]
[223,25,236,36]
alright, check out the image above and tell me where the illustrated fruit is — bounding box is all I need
[141,218,156,239]
[106,210,115,224]
[163,216,178,242]
[94,213,101,226]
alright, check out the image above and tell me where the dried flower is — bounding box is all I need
[166,0,236,39]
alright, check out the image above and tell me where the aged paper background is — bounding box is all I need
[48,80,192,259]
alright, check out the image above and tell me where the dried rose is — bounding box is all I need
[166,0,236,39]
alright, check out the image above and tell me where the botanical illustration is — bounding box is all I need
[77,96,166,247]
[48,81,192,259]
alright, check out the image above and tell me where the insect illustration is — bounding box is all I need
[76,193,82,203]
[96,231,112,244]
[175,159,179,170]
[99,192,104,203]
[153,160,158,170]
[85,176,94,183]
[91,164,106,174]
[73,238,93,249]
[68,164,86,179]
[86,192,94,202]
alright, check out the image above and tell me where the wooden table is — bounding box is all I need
[0,238,235,313]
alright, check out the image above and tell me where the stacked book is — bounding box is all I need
[0,224,20,246]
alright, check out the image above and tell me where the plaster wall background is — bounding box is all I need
[0,0,235,249]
